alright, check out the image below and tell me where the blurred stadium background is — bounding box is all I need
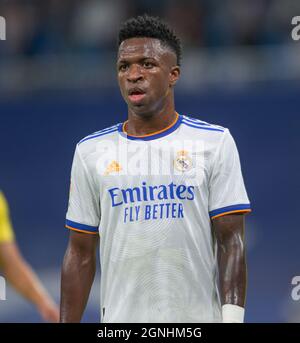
[0,0,299,322]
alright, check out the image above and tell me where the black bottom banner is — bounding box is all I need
[0,323,299,342]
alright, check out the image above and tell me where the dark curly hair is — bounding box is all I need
[118,14,182,66]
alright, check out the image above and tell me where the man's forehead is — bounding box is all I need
[118,37,171,60]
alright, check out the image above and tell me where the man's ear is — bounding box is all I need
[169,66,180,86]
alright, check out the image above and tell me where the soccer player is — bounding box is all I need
[0,191,59,322]
[60,15,251,323]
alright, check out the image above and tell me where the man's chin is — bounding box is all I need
[127,102,152,116]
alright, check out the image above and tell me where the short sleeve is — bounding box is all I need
[0,192,15,243]
[65,145,100,234]
[208,129,251,220]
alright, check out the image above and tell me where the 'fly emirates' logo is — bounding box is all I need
[108,181,195,223]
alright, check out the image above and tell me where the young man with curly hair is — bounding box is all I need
[60,15,251,323]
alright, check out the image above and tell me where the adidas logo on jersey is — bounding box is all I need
[104,161,122,175]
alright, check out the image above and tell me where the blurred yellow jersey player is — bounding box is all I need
[0,191,59,322]
[0,192,15,243]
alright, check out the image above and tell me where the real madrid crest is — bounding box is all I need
[174,150,193,172]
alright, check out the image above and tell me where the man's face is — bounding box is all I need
[117,37,180,115]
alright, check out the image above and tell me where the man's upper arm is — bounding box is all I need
[67,230,99,256]
[212,213,245,244]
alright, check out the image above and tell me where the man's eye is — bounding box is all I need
[143,61,154,68]
[119,65,128,71]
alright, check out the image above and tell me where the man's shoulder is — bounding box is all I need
[74,123,121,160]
[181,114,227,133]
[77,122,121,147]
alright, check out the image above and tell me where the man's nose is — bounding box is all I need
[127,64,143,82]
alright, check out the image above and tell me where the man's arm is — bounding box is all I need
[60,230,99,323]
[212,213,247,322]
[0,242,59,322]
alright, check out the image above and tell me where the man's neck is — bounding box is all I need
[125,103,177,137]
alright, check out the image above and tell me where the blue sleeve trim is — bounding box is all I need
[209,203,251,218]
[65,219,99,233]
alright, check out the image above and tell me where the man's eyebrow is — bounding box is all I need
[117,56,157,65]
[117,59,128,64]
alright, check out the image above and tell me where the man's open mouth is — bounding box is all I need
[128,88,146,103]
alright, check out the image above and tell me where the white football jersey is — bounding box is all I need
[66,113,251,323]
